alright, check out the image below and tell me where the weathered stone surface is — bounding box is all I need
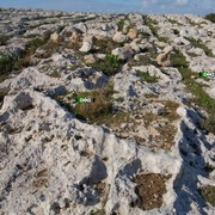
[127,28,138,39]
[113,31,128,43]
[0,9,215,215]
[79,41,93,52]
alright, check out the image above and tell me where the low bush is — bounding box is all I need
[204,13,215,23]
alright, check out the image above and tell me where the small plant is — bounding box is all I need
[173,29,179,35]
[0,54,22,82]
[117,19,125,31]
[204,13,215,23]
[168,18,183,26]
[199,185,215,207]
[106,53,118,64]
[0,34,10,45]
[185,37,214,57]
[172,49,215,135]
[136,70,158,83]
[140,31,151,38]
[172,49,189,68]
[49,70,60,78]
[89,53,124,76]
[89,209,106,215]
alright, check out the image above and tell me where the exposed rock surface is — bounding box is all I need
[0,8,215,215]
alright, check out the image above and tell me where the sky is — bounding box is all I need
[0,0,214,16]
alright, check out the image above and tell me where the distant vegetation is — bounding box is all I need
[0,33,51,82]
[204,13,215,23]
[172,49,215,134]
[185,37,214,57]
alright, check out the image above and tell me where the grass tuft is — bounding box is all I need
[199,185,215,207]
[204,13,215,23]
[136,70,158,83]
[185,37,214,57]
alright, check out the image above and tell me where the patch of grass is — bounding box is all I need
[187,52,199,57]
[140,31,151,38]
[167,18,183,26]
[142,112,158,128]
[93,37,124,54]
[0,88,9,104]
[144,93,159,99]
[131,173,171,210]
[199,185,215,207]
[52,81,130,126]
[89,209,106,215]
[0,34,10,45]
[136,70,158,83]
[117,19,125,31]
[185,37,214,57]
[173,29,179,35]
[204,13,215,23]
[49,70,60,78]
[155,123,177,150]
[144,17,159,38]
[158,100,180,122]
[0,54,22,82]
[172,49,215,134]
[172,49,189,68]
[88,53,124,76]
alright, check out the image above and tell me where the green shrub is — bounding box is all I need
[172,50,215,134]
[0,54,21,81]
[173,29,179,35]
[172,49,189,68]
[199,185,215,207]
[117,19,125,31]
[0,34,10,45]
[185,37,214,57]
[204,13,215,23]
[88,53,124,76]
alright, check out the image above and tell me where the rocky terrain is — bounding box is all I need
[0,7,215,215]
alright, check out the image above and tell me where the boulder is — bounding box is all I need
[112,47,132,61]
[70,31,81,43]
[79,41,93,53]
[127,28,138,39]
[84,54,98,64]
[50,32,63,43]
[112,32,128,43]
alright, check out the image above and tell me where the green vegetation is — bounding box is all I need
[172,49,189,68]
[93,37,124,54]
[185,37,214,57]
[158,100,180,122]
[199,185,215,207]
[0,33,51,82]
[89,209,106,215]
[136,70,158,83]
[117,19,125,31]
[0,34,10,45]
[140,31,151,38]
[88,53,124,76]
[204,13,215,23]
[173,29,179,35]
[172,49,215,134]
[49,70,60,78]
[52,82,132,126]
[131,173,171,210]
[0,88,9,104]
[0,54,22,82]
[167,18,183,26]
[144,17,169,43]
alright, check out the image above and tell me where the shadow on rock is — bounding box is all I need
[173,108,215,214]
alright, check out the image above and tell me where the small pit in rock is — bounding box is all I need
[131,173,172,210]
